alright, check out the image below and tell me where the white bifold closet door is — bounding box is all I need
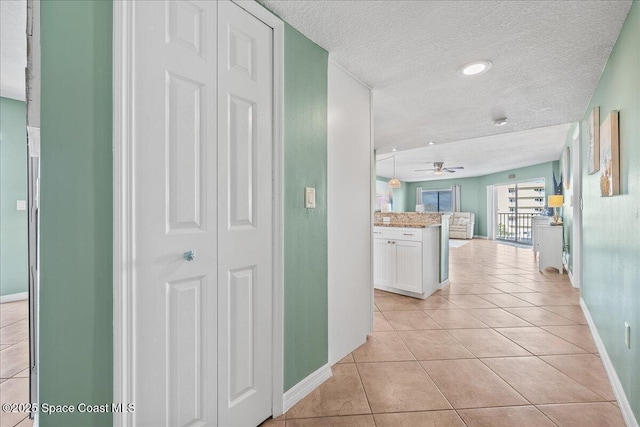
[217,1,273,426]
[132,1,273,426]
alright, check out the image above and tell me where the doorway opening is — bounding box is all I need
[495,179,546,245]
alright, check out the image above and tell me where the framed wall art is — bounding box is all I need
[600,111,620,197]
[587,106,600,174]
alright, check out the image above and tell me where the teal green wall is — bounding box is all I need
[0,97,28,297]
[405,162,558,237]
[578,2,639,420]
[283,23,329,391]
[40,1,113,425]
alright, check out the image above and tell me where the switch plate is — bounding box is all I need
[305,187,316,209]
[625,322,631,349]
[16,200,27,211]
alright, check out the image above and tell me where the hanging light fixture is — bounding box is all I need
[388,155,401,188]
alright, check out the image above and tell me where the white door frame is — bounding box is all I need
[571,124,582,288]
[112,2,285,425]
[486,185,496,239]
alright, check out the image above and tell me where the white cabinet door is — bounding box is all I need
[373,239,394,287]
[394,240,422,293]
[538,225,563,274]
[533,216,552,254]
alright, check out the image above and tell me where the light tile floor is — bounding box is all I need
[265,239,625,427]
[1,240,627,427]
[0,300,32,427]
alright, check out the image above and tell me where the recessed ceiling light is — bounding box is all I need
[493,117,509,127]
[428,141,436,145]
[458,60,492,76]
[392,148,397,152]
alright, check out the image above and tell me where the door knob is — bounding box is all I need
[183,250,196,261]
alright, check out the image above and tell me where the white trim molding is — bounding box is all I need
[283,364,332,413]
[581,298,639,427]
[567,267,574,286]
[369,90,375,336]
[565,264,578,289]
[112,1,134,426]
[0,292,28,304]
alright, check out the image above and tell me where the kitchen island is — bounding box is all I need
[373,212,450,299]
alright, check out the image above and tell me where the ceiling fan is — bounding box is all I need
[415,162,464,175]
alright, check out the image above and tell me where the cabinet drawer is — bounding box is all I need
[373,227,423,241]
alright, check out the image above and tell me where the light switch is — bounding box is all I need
[16,200,27,211]
[305,187,316,209]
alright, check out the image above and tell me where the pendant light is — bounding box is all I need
[388,155,401,189]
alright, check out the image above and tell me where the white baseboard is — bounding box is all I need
[580,298,638,427]
[375,284,428,300]
[565,264,579,289]
[473,235,488,239]
[0,292,28,303]
[438,279,450,290]
[283,363,332,413]
[564,261,571,279]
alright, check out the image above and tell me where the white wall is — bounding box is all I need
[327,61,373,364]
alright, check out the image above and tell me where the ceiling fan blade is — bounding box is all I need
[444,169,457,173]
[447,166,464,170]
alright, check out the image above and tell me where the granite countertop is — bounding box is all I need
[374,222,441,228]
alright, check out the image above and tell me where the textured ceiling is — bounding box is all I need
[376,123,572,182]
[0,0,27,100]
[261,0,631,178]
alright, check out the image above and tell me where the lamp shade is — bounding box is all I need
[388,178,401,188]
[387,155,401,188]
[548,195,564,208]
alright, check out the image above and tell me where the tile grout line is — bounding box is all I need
[0,301,32,427]
[413,351,457,415]
[351,361,376,426]
[538,325,599,353]
[534,355,616,403]
[293,239,623,426]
